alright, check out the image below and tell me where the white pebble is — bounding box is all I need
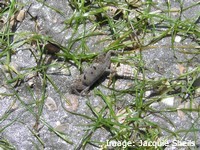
[175,36,182,43]
[161,97,174,106]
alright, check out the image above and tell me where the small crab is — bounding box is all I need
[70,50,117,95]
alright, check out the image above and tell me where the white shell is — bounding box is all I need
[45,97,58,111]
[116,109,129,124]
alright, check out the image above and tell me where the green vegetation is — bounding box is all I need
[0,0,199,149]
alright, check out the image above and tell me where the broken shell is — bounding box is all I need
[24,72,37,88]
[55,121,68,132]
[116,108,129,124]
[105,6,123,20]
[15,10,26,22]
[63,94,79,112]
[44,42,60,54]
[45,97,58,111]
[106,6,118,17]
[27,80,34,88]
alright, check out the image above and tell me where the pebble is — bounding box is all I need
[161,96,174,106]
[16,10,26,22]
[44,42,60,54]
[63,94,79,112]
[175,36,182,43]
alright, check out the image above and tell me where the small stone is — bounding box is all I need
[25,73,37,88]
[44,42,60,54]
[150,102,159,107]
[106,6,118,18]
[27,80,34,88]
[195,87,200,95]
[149,10,162,15]
[16,10,26,22]
[45,97,58,111]
[144,90,152,97]
[161,97,174,106]
[193,77,200,88]
[177,64,185,74]
[63,94,79,112]
[175,36,182,43]
[11,103,18,110]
